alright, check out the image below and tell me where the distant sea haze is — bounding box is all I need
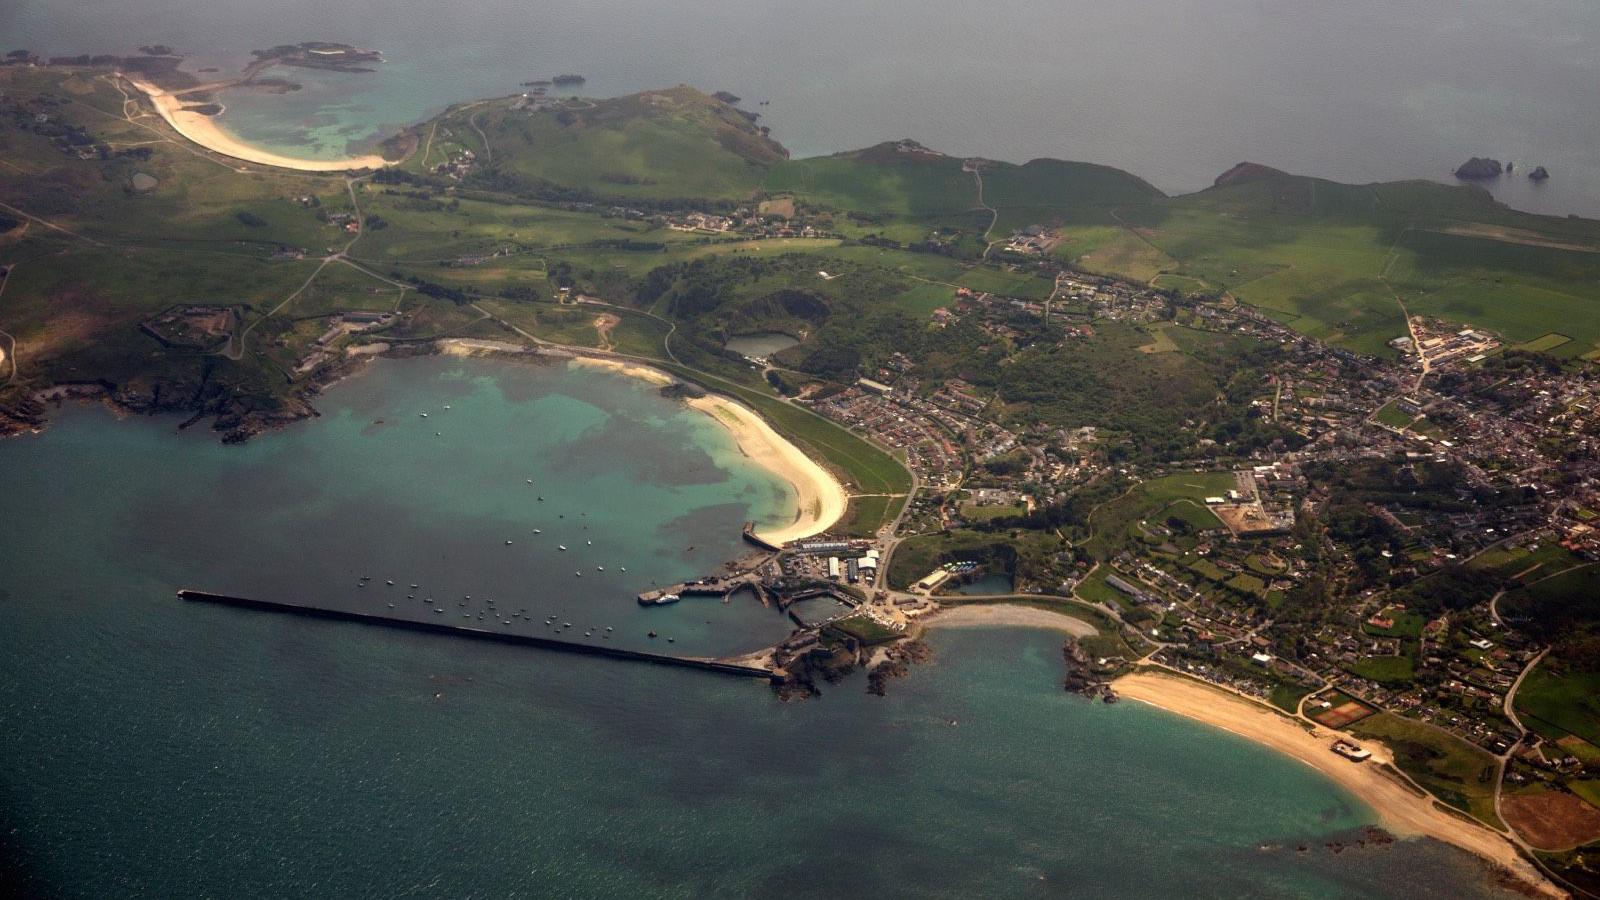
[8,0,1598,216]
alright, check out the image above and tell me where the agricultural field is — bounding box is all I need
[1515,664,1600,751]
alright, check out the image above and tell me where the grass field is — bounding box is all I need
[841,494,903,538]
[764,148,975,216]
[1351,713,1504,828]
[1350,655,1415,685]
[1083,472,1234,556]
[1512,332,1574,354]
[1373,400,1418,430]
[1516,665,1600,750]
[1058,168,1600,356]
[1074,563,1141,610]
[461,87,784,201]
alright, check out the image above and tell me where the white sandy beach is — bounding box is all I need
[568,356,674,386]
[1113,671,1557,896]
[926,604,1098,636]
[686,394,847,544]
[567,358,847,544]
[124,76,389,172]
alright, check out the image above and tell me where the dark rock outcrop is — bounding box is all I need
[1062,638,1117,702]
[1454,157,1503,180]
[1528,166,1550,182]
[866,639,931,696]
[1213,161,1290,188]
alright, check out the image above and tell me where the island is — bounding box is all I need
[1454,156,1504,179]
[3,56,1600,896]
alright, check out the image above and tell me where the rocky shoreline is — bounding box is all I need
[1062,638,1119,702]
[0,340,463,444]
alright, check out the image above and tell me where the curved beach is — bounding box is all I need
[926,604,1097,635]
[1113,671,1558,896]
[124,76,389,172]
[685,394,848,544]
[567,358,847,544]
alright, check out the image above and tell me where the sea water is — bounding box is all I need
[4,0,1596,217]
[0,358,1521,896]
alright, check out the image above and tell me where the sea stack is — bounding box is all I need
[1528,166,1550,181]
[1453,157,1503,180]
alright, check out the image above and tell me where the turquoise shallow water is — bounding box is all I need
[0,358,1521,897]
[7,0,1597,217]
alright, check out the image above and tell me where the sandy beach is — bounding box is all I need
[926,604,1097,636]
[1113,671,1558,896]
[124,76,389,172]
[568,356,674,386]
[566,358,847,544]
[686,394,848,544]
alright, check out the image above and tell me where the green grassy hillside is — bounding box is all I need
[435,86,786,202]
[1080,163,1600,356]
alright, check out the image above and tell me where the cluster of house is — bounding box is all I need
[1393,317,1501,369]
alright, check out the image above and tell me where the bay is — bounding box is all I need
[0,358,1521,897]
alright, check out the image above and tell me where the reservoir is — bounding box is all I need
[724,332,800,361]
[0,357,1522,896]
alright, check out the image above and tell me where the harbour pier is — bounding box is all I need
[178,589,779,681]
[637,571,773,607]
[741,521,783,553]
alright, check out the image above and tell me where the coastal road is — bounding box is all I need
[229,176,401,360]
[964,160,1001,258]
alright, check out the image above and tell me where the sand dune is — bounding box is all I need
[125,76,389,172]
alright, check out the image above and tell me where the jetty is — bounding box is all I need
[637,571,774,608]
[178,589,778,681]
[741,521,783,552]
